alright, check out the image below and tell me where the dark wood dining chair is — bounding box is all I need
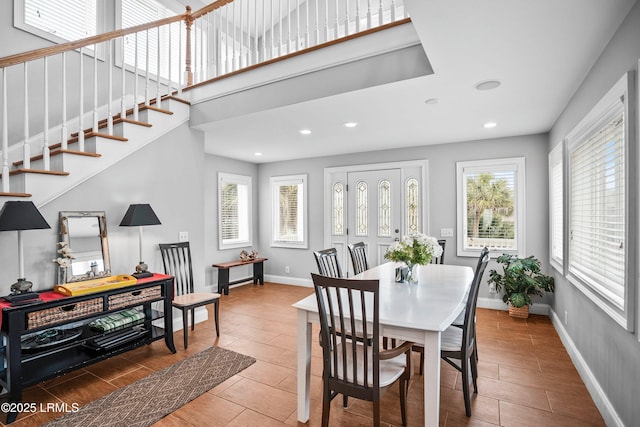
[347,241,369,275]
[440,246,489,416]
[159,242,220,349]
[431,239,446,264]
[313,248,343,278]
[311,273,413,427]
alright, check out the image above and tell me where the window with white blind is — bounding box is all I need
[218,173,252,250]
[549,143,563,272]
[14,0,102,45]
[566,73,633,331]
[271,174,308,248]
[456,157,525,257]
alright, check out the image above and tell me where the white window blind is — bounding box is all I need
[566,72,633,331]
[549,143,563,271]
[271,175,308,248]
[569,108,625,308]
[218,173,251,249]
[17,0,97,44]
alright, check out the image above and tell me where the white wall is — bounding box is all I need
[548,1,640,425]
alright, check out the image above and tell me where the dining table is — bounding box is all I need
[293,261,474,427]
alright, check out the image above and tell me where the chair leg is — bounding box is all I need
[182,309,189,349]
[470,348,479,393]
[461,357,471,417]
[214,300,220,337]
[399,378,408,426]
[321,387,331,427]
[190,308,196,331]
[343,395,348,408]
[373,401,381,427]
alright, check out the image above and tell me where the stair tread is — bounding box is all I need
[0,192,32,198]
[9,169,70,177]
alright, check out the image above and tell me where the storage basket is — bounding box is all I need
[508,304,530,319]
[27,297,103,329]
[108,286,162,310]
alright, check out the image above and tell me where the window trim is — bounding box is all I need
[456,157,526,257]
[218,172,252,250]
[549,142,564,273]
[270,174,308,249]
[565,72,635,332]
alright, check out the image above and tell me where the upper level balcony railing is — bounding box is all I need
[0,0,408,195]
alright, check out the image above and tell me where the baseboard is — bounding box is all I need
[477,297,550,315]
[549,309,623,427]
[265,274,313,287]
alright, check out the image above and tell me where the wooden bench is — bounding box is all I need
[211,258,268,295]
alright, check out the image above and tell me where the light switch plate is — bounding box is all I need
[179,231,189,242]
[440,228,454,238]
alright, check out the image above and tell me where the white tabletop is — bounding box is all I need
[293,262,474,335]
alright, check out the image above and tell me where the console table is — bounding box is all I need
[0,274,176,424]
[212,258,268,295]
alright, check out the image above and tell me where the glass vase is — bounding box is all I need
[405,262,418,284]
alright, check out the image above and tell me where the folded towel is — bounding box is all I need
[89,309,145,332]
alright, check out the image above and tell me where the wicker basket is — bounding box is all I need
[27,297,103,329]
[508,304,530,319]
[108,286,162,310]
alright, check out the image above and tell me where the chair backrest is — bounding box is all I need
[462,247,490,350]
[313,248,343,278]
[431,239,446,264]
[311,272,380,401]
[347,242,369,276]
[159,242,194,296]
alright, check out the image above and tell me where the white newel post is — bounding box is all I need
[42,57,50,171]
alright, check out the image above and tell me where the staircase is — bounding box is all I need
[0,0,409,207]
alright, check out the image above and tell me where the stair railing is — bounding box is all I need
[0,0,407,195]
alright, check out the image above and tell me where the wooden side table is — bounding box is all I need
[211,258,268,295]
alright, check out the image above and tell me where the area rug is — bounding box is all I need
[44,346,255,427]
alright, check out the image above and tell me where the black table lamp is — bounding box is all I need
[0,201,51,298]
[119,204,161,279]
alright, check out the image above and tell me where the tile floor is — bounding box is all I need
[2,283,605,426]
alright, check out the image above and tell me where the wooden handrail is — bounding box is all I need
[0,0,232,69]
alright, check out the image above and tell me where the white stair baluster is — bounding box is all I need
[93,46,99,133]
[262,0,266,62]
[23,62,30,169]
[120,36,126,121]
[145,30,150,106]
[334,0,339,39]
[107,39,114,135]
[168,24,173,96]
[278,0,282,57]
[296,0,300,51]
[344,0,349,36]
[157,26,162,106]
[271,0,275,59]
[314,0,319,45]
[287,0,291,53]
[226,5,232,73]
[356,0,361,32]
[254,0,259,64]
[2,68,9,192]
[324,0,329,42]
[239,0,244,68]
[367,0,372,29]
[178,22,183,94]
[378,0,383,25]
[61,52,68,151]
[134,33,139,120]
[42,57,50,171]
[78,47,85,152]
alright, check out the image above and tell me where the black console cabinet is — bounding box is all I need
[0,275,176,424]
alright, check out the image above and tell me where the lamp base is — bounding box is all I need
[132,262,153,279]
[10,278,34,295]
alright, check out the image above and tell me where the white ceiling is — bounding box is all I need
[198,0,636,164]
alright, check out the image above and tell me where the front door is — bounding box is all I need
[346,169,401,274]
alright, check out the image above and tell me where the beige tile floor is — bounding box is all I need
[2,283,605,426]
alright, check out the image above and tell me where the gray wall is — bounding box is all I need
[0,122,206,292]
[256,132,550,304]
[549,1,640,425]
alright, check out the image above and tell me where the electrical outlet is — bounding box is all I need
[440,228,454,237]
[285,266,290,274]
[179,231,189,242]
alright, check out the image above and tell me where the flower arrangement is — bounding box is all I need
[385,233,443,283]
[53,241,75,269]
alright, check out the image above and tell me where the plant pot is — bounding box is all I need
[508,304,529,319]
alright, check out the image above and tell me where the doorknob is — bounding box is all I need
[394,229,400,234]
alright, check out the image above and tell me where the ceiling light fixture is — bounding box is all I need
[424,98,440,105]
[299,129,311,135]
[483,122,497,128]
[474,80,502,91]
[344,122,358,128]
[254,152,262,156]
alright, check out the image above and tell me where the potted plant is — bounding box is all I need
[487,253,555,318]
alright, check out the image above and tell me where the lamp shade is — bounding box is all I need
[0,201,51,231]
[119,204,161,227]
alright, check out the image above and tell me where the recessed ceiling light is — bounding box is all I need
[483,122,497,128]
[254,152,262,156]
[344,122,358,128]
[424,97,439,105]
[475,80,502,91]
[299,129,311,135]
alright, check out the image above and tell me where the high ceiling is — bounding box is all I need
[197,0,636,164]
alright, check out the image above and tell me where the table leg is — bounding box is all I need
[296,309,312,422]
[423,330,441,427]
[254,261,264,285]
[218,268,230,295]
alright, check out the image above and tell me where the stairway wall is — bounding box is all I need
[0,122,208,293]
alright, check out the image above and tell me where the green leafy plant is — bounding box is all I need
[488,254,555,308]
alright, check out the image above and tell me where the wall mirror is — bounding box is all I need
[59,211,111,282]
